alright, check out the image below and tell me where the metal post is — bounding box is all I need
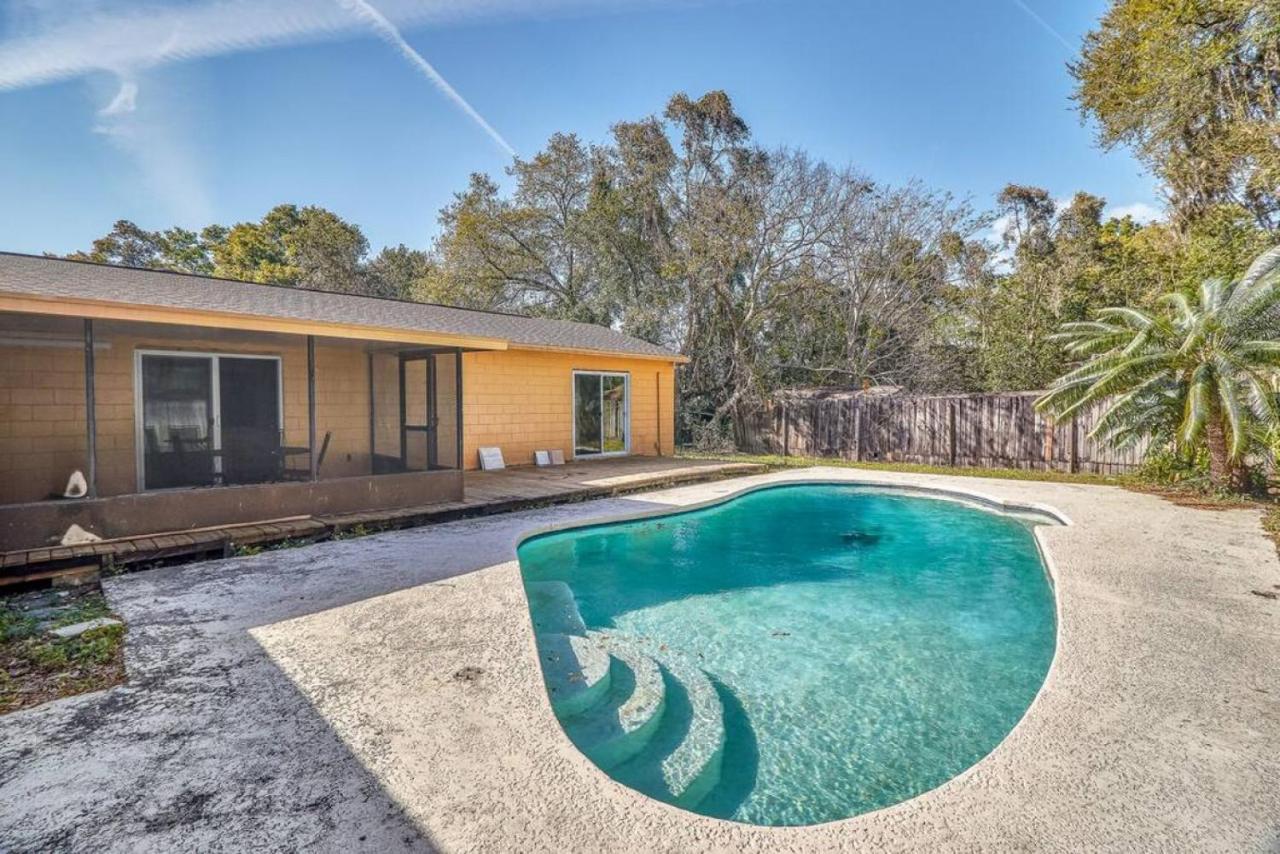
[398,354,408,469]
[307,335,317,481]
[367,351,376,474]
[83,319,98,498]
[655,371,661,456]
[782,405,790,457]
[454,349,464,470]
[426,355,439,470]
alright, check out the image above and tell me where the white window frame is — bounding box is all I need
[571,370,631,459]
[134,349,284,490]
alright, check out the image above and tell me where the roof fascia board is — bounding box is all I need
[507,342,689,364]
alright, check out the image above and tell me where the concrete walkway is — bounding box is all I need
[1,468,1278,852]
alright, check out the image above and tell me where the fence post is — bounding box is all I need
[782,405,790,457]
[853,401,863,461]
[948,401,957,467]
[1069,417,1079,473]
[1043,417,1054,469]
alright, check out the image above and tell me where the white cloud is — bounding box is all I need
[0,0,669,92]
[1,0,682,223]
[1105,201,1163,224]
[99,78,138,116]
[91,72,213,226]
[985,212,1016,271]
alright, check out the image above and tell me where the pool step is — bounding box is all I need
[561,636,666,769]
[603,633,726,808]
[525,581,587,636]
[538,632,612,718]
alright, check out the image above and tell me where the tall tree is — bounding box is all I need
[432,135,609,322]
[824,182,981,390]
[1074,1,1280,228]
[972,186,1074,390]
[585,119,680,343]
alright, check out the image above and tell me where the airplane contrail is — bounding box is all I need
[1010,0,1074,54]
[338,0,517,157]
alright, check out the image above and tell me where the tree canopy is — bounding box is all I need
[1038,246,1280,490]
[1073,0,1280,229]
[63,47,1279,447]
[66,205,429,301]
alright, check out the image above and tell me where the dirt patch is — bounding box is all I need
[1,586,126,716]
[453,666,485,683]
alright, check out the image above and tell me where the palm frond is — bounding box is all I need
[1182,366,1213,446]
[1158,291,1194,326]
[1213,356,1246,459]
[1234,244,1280,298]
[1094,306,1156,329]
[1086,374,1179,447]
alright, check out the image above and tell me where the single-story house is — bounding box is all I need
[0,252,684,550]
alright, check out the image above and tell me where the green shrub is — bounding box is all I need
[1136,447,1210,489]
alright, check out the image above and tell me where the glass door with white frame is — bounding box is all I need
[573,371,629,457]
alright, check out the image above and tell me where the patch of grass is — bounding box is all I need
[681,450,1131,487]
[683,450,1280,564]
[1,590,126,716]
[0,608,38,643]
[1263,505,1280,550]
[232,536,319,558]
[332,523,372,540]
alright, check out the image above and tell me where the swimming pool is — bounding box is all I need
[517,483,1057,826]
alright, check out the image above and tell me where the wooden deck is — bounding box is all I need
[1,458,764,586]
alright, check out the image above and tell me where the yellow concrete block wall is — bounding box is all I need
[0,344,91,503]
[460,349,676,470]
[0,324,679,502]
[0,330,373,504]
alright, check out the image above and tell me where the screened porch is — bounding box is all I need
[0,310,468,549]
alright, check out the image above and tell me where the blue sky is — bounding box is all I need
[0,0,1159,257]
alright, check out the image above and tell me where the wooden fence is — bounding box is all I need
[738,392,1150,474]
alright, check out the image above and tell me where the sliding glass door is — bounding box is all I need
[573,371,629,457]
[137,351,282,490]
[140,355,216,489]
[219,357,282,484]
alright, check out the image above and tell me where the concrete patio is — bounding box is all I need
[1,468,1278,852]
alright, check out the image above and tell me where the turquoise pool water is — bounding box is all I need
[518,484,1057,826]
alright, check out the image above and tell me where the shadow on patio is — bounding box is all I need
[0,494,676,850]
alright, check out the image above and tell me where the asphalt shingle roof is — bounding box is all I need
[0,252,682,360]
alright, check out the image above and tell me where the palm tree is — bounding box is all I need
[1036,246,1280,492]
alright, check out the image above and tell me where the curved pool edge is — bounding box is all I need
[512,473,1069,831]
